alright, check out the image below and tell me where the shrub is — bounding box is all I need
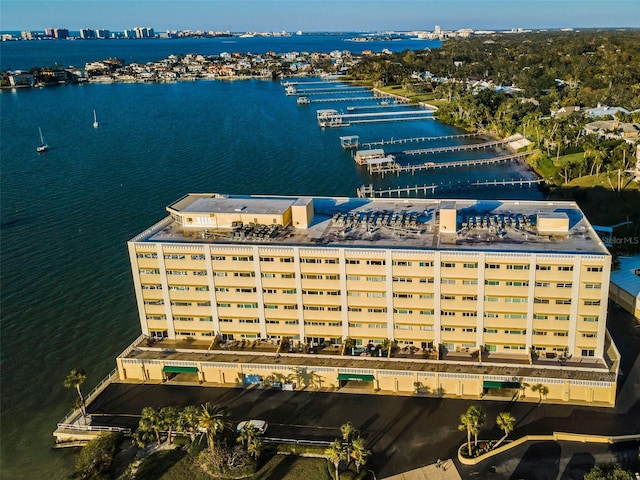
[74,432,123,480]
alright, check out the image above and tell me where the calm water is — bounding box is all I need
[0,36,543,479]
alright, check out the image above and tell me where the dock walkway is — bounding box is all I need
[367,152,533,176]
[396,138,510,156]
[357,178,545,198]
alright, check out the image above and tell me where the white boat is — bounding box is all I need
[36,127,49,152]
[297,96,310,105]
[92,110,99,128]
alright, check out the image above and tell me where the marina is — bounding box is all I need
[317,108,435,127]
[396,137,514,156]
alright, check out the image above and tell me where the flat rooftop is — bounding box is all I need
[132,194,610,256]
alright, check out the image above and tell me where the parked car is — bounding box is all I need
[236,419,268,434]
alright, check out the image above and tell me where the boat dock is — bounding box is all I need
[318,109,434,127]
[340,133,480,150]
[356,178,545,198]
[367,152,533,176]
[395,138,511,156]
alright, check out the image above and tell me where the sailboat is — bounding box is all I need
[36,127,49,152]
[93,110,99,128]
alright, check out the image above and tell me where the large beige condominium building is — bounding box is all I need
[118,193,618,405]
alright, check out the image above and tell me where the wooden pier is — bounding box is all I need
[296,89,370,95]
[356,178,545,198]
[357,133,480,149]
[318,109,434,127]
[367,152,533,176]
[311,96,385,103]
[395,138,511,156]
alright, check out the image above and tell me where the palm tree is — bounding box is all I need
[64,369,87,419]
[160,406,179,444]
[199,402,228,450]
[494,412,516,448]
[340,421,357,459]
[135,406,163,446]
[350,436,370,474]
[325,440,346,480]
[178,405,201,441]
[342,337,355,356]
[531,384,549,402]
[237,422,259,447]
[247,436,263,460]
[458,405,485,456]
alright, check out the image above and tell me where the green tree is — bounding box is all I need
[64,369,87,420]
[178,405,200,441]
[350,436,370,473]
[494,412,516,448]
[160,406,180,444]
[247,436,263,460]
[199,402,228,450]
[340,421,357,459]
[458,405,485,456]
[73,432,123,480]
[134,406,163,447]
[584,463,635,480]
[325,440,347,480]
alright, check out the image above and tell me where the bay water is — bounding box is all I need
[0,35,543,479]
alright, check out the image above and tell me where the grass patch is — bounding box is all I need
[253,455,332,480]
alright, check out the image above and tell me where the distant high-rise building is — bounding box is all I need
[434,25,441,36]
[80,28,95,39]
[96,29,110,39]
[133,26,155,39]
[53,28,69,39]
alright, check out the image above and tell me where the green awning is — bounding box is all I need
[338,373,374,382]
[483,380,520,389]
[163,365,198,374]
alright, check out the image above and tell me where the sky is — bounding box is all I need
[1,0,639,32]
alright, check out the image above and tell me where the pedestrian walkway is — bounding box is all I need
[382,459,462,480]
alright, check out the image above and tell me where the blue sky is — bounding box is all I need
[1,0,639,32]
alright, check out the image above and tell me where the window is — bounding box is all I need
[420,310,434,316]
[347,275,361,281]
[462,295,477,301]
[367,292,385,298]
[441,278,456,285]
[584,300,601,306]
[441,326,456,331]
[441,295,456,300]
[395,324,413,330]
[582,349,595,357]
[197,301,211,307]
[558,266,573,271]
[301,258,321,264]
[280,257,294,263]
[393,277,413,283]
[346,259,360,265]
[349,322,363,328]
[393,260,412,266]
[169,285,189,291]
[327,290,341,296]
[535,281,550,287]
[137,253,157,259]
[212,255,226,261]
[394,309,413,314]
[166,270,188,276]
[394,293,413,299]
[556,299,572,305]
[217,303,231,308]
[140,269,160,274]
[283,305,297,310]
[302,274,322,280]
[553,331,568,337]
[419,261,434,267]
[462,279,478,285]
[164,254,185,260]
[348,307,362,312]
[583,316,599,322]
[582,333,597,338]
[484,328,498,333]
[174,316,194,322]
[485,280,500,286]
[419,293,434,299]
[462,312,477,317]
[505,329,525,335]
[233,272,256,278]
[265,304,278,309]
[304,305,325,311]
[506,264,529,270]
[505,313,526,319]
[239,318,258,324]
[586,266,603,272]
[533,330,547,336]
[215,271,227,277]
[463,263,478,269]
[533,314,548,320]
[232,256,253,262]
[326,274,340,280]
[195,286,209,292]
[485,263,500,269]
[238,303,258,308]
[536,265,551,271]
[305,321,326,326]
[484,312,498,318]
[260,256,274,262]
[261,273,276,278]
[505,297,527,303]
[419,278,435,284]
[368,307,387,313]
[325,258,339,264]
[506,281,529,287]
[282,289,297,294]
[484,296,499,302]
[441,311,455,316]
[557,283,572,288]
[219,318,232,323]
[366,276,386,282]
[144,300,164,305]
[461,327,476,332]
[236,287,256,293]
[534,298,549,304]
[281,273,295,279]
[441,262,456,268]
[191,254,206,260]
[266,320,280,324]
[585,284,601,289]
[193,270,208,276]
[367,260,385,266]
[555,315,570,321]
[303,289,323,295]
[285,320,299,325]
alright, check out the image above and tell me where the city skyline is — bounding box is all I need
[2,0,640,32]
